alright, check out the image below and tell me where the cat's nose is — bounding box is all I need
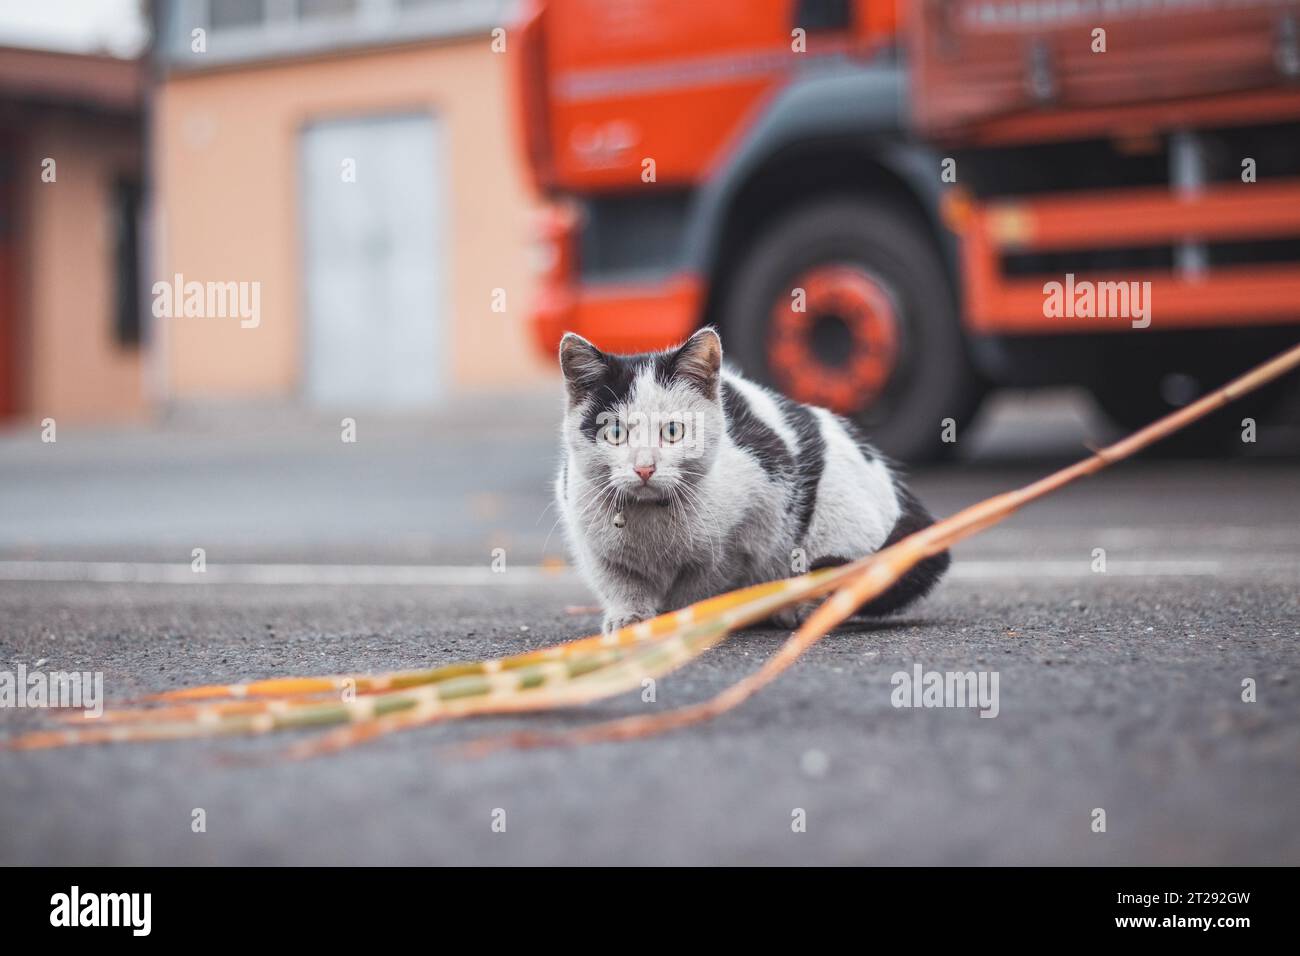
[634,464,656,484]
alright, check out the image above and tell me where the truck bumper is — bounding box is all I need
[531,274,703,356]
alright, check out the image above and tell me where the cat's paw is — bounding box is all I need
[771,603,813,630]
[602,609,654,634]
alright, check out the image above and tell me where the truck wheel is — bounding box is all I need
[721,196,981,462]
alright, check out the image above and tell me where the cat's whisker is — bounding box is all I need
[539,512,566,558]
[532,496,558,527]
[574,479,616,522]
[671,483,717,570]
[583,480,622,525]
[672,479,723,571]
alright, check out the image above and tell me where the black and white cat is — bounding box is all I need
[556,327,948,633]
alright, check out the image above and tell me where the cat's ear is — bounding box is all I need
[559,332,607,403]
[672,327,722,399]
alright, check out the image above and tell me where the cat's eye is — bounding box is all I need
[661,420,685,444]
[603,421,626,445]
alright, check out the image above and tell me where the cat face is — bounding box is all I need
[559,328,724,503]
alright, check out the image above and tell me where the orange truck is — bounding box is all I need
[513,0,1300,459]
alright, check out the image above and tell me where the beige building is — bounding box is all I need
[0,46,147,422]
[152,0,549,412]
[3,0,549,424]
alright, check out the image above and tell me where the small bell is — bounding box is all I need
[613,511,626,529]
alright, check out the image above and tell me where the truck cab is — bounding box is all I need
[514,0,1300,459]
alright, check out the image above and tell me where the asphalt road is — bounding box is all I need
[1,390,1297,865]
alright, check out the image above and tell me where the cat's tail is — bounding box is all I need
[811,485,951,616]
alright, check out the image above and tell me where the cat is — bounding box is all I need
[555,327,949,634]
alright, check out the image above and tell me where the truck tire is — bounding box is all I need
[720,196,982,463]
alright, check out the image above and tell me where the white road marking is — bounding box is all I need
[0,561,571,586]
[950,559,1224,578]
[0,557,1291,586]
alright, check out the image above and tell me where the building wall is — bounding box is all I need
[21,113,147,421]
[153,35,551,403]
